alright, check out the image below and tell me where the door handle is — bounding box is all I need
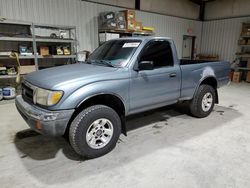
[169,73,177,77]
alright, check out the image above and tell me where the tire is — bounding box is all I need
[189,84,216,118]
[69,105,121,159]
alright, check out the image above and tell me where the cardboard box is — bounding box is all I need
[116,12,125,22]
[99,12,115,23]
[238,39,246,45]
[127,20,136,30]
[232,71,242,83]
[39,46,49,56]
[99,20,117,30]
[135,22,142,31]
[122,10,135,21]
[63,46,71,55]
[117,21,126,30]
[20,65,36,74]
[246,71,250,82]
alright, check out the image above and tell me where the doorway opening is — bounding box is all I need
[182,35,196,60]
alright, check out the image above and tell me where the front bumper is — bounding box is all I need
[15,95,74,136]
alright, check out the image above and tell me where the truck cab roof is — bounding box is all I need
[109,36,173,42]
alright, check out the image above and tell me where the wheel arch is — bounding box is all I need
[66,93,127,136]
[198,76,218,104]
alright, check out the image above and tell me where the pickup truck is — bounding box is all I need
[16,37,230,158]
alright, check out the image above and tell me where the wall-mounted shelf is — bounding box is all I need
[236,54,250,58]
[37,55,76,59]
[0,36,33,42]
[35,38,76,43]
[0,75,17,79]
[99,29,154,36]
[0,55,76,60]
[0,55,35,59]
[98,29,154,44]
[239,44,250,47]
[240,35,250,38]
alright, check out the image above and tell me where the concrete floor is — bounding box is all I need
[0,83,250,188]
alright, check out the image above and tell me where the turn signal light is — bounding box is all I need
[36,121,42,130]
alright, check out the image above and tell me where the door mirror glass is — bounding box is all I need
[138,61,154,70]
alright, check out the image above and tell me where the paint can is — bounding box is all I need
[3,87,16,99]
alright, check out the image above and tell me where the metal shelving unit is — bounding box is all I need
[32,22,77,70]
[0,19,77,72]
[234,22,250,82]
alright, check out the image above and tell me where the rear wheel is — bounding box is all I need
[69,105,121,158]
[189,84,216,118]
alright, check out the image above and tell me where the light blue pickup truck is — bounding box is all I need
[16,37,230,158]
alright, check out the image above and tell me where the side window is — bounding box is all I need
[139,40,174,68]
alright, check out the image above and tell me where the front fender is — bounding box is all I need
[58,79,130,112]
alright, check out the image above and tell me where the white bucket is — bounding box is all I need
[3,87,16,99]
[0,88,3,100]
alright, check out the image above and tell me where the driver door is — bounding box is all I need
[129,40,181,114]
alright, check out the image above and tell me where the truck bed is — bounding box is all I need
[179,59,230,101]
[180,59,217,65]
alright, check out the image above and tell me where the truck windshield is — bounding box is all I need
[87,39,141,67]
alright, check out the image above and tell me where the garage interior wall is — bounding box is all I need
[86,0,200,20]
[140,0,200,20]
[0,0,202,59]
[1,0,248,62]
[205,0,250,20]
[85,0,136,9]
[200,0,250,62]
[201,17,250,62]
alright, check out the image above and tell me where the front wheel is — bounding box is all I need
[69,105,121,159]
[189,84,216,118]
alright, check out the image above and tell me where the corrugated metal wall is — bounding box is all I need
[201,17,250,62]
[136,11,202,58]
[0,0,202,58]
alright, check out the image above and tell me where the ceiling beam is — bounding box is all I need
[199,1,205,21]
[190,0,202,5]
[135,0,140,10]
[189,0,216,21]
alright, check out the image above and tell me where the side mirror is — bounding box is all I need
[138,61,154,70]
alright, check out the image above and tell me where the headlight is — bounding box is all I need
[33,88,63,106]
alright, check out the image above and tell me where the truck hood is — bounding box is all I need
[25,63,120,90]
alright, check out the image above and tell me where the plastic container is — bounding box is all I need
[0,88,3,100]
[3,87,16,99]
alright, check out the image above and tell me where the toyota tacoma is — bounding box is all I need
[16,37,230,158]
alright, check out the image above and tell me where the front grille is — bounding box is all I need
[22,82,34,104]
